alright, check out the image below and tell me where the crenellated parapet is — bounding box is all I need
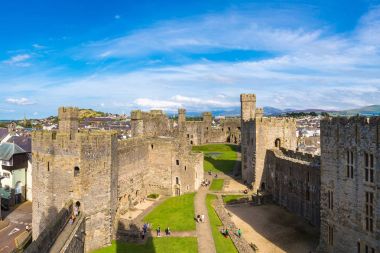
[274,147,321,167]
[321,116,380,149]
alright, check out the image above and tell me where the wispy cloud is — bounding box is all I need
[133,95,239,111]
[3,54,32,67]
[2,5,380,118]
[6,97,36,105]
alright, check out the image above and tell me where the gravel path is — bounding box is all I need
[194,174,216,253]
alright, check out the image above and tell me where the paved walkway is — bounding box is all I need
[151,230,197,237]
[194,174,216,253]
[0,202,32,253]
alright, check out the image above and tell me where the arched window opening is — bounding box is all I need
[275,138,281,149]
[74,166,80,177]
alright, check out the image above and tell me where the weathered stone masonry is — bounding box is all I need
[178,109,241,146]
[32,107,203,252]
[319,117,379,253]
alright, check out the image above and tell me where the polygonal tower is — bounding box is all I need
[240,94,256,122]
[58,107,79,137]
[131,110,143,137]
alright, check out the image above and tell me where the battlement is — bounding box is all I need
[256,108,264,118]
[273,147,321,167]
[178,108,186,114]
[257,116,296,126]
[321,116,380,126]
[240,93,256,102]
[32,129,116,142]
[202,112,212,117]
[149,110,164,115]
[130,110,142,120]
[58,107,79,119]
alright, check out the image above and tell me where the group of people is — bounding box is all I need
[140,223,172,239]
[208,171,218,178]
[201,179,210,187]
[155,225,171,237]
[196,214,205,223]
[220,227,242,238]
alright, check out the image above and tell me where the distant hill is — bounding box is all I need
[331,105,380,116]
[187,104,380,117]
[79,109,106,120]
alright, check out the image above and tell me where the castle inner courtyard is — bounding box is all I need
[227,203,319,253]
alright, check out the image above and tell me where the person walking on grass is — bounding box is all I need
[156,225,161,237]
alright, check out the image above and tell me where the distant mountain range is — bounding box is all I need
[184,105,380,117]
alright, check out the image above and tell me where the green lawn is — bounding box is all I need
[222,195,246,204]
[92,237,197,253]
[209,179,224,191]
[192,144,238,174]
[206,194,238,253]
[143,193,196,231]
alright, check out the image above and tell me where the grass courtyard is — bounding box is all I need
[143,193,196,231]
[209,179,224,191]
[92,237,198,253]
[206,194,238,253]
[192,144,238,174]
[222,195,246,204]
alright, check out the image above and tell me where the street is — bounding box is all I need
[0,202,32,253]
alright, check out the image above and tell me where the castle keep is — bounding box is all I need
[240,94,298,189]
[32,107,203,251]
[319,117,379,252]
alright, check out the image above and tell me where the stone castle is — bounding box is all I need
[31,107,204,251]
[29,93,379,253]
[240,93,379,252]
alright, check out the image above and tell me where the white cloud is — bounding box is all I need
[32,44,45,49]
[3,54,31,66]
[2,5,380,118]
[6,97,36,105]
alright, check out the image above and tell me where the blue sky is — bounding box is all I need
[1,0,380,119]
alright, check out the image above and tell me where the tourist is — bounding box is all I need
[196,214,201,223]
[237,228,242,238]
[165,227,171,236]
[215,173,218,178]
[141,230,145,240]
[201,214,205,223]
[143,223,148,233]
[74,205,79,217]
[69,214,75,225]
[224,228,229,238]
[156,225,161,237]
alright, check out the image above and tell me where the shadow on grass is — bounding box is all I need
[204,157,236,175]
[95,220,154,253]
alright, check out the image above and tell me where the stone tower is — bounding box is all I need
[240,94,256,122]
[58,107,79,136]
[131,110,143,137]
[240,93,297,190]
[202,112,212,125]
[178,108,186,130]
[255,107,264,119]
